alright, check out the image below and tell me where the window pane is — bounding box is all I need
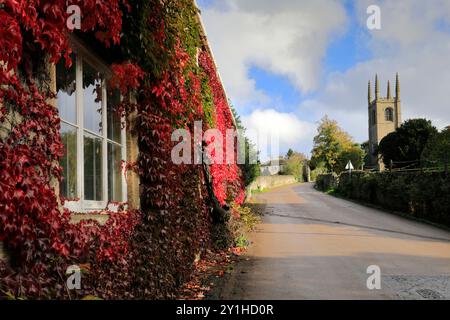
[385,108,393,121]
[83,61,103,134]
[107,90,122,143]
[56,56,77,123]
[60,123,78,199]
[108,143,123,202]
[84,133,103,201]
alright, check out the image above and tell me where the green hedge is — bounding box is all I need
[334,171,450,227]
[315,173,338,191]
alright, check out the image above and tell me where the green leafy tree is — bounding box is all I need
[286,148,294,158]
[422,126,450,171]
[360,141,371,168]
[311,116,354,172]
[282,150,307,181]
[379,119,438,169]
[231,106,260,186]
[336,144,365,173]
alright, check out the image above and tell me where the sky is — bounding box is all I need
[197,0,450,160]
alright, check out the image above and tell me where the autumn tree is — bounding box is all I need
[311,116,363,173]
[335,144,366,173]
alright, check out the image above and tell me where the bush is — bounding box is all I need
[315,173,338,191]
[310,165,328,182]
[213,205,261,250]
[282,152,306,181]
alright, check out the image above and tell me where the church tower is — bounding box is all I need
[368,73,402,170]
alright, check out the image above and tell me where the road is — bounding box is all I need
[219,183,450,300]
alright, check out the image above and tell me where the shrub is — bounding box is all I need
[315,173,338,192]
[227,205,261,249]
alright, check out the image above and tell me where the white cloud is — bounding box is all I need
[241,109,315,161]
[300,0,450,146]
[200,0,348,108]
[355,0,450,48]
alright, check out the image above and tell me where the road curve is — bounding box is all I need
[219,183,450,300]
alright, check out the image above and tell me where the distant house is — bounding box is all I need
[260,159,286,176]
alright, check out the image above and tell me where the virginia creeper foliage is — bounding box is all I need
[0,0,245,299]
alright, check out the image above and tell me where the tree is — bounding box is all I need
[286,148,294,158]
[378,131,403,168]
[360,141,371,168]
[282,150,307,180]
[378,119,438,169]
[231,106,260,186]
[311,116,354,172]
[335,144,366,173]
[422,126,450,171]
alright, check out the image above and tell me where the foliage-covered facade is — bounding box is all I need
[0,0,246,299]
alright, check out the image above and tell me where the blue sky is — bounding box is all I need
[323,1,372,74]
[197,0,216,9]
[198,0,450,159]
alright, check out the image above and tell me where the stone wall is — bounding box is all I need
[260,165,284,176]
[248,175,297,194]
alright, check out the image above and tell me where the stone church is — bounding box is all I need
[367,73,402,170]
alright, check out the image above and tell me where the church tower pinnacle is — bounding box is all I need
[375,74,379,100]
[395,72,400,101]
[387,80,391,99]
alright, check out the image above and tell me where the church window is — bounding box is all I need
[385,108,394,121]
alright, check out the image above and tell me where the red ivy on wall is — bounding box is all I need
[0,0,141,298]
[0,0,246,299]
[199,51,245,205]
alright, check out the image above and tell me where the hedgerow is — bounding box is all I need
[316,171,450,227]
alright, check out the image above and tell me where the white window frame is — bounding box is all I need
[60,38,127,213]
